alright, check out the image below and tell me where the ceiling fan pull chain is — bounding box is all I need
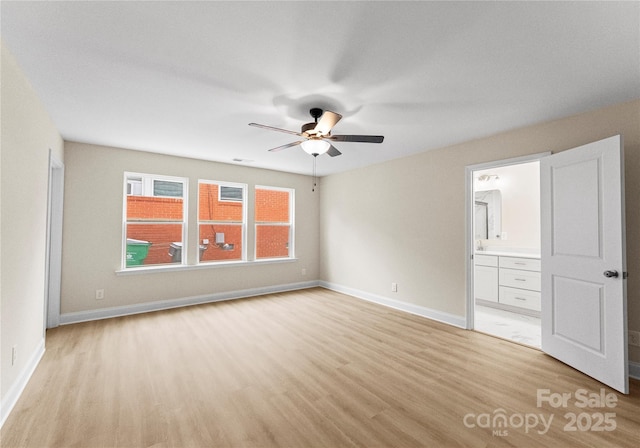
[312,155,317,192]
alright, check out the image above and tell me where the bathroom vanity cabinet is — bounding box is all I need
[474,254,499,302]
[474,252,541,314]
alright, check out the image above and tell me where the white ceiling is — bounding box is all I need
[2,1,639,176]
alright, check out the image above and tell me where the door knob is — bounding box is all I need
[603,270,619,278]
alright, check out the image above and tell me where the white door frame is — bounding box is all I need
[44,151,64,331]
[465,152,550,329]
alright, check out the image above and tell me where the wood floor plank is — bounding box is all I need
[2,287,640,447]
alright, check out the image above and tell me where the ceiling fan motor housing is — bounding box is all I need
[302,122,320,137]
[302,108,325,137]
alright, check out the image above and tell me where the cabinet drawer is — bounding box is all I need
[499,269,541,291]
[475,254,498,267]
[499,286,541,311]
[499,256,540,272]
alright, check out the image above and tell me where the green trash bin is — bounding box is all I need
[126,238,151,266]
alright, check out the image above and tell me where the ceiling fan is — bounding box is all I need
[249,108,384,157]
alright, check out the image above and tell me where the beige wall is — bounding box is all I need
[61,143,319,315]
[319,99,640,362]
[1,42,64,407]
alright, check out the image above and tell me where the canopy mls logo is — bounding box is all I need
[463,408,552,437]
[463,388,618,437]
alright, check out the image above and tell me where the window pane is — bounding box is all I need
[255,187,293,259]
[153,180,183,197]
[126,224,183,266]
[256,225,290,258]
[124,173,187,269]
[199,224,243,261]
[255,189,289,223]
[198,181,246,263]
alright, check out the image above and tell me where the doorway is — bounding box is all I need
[44,152,64,331]
[466,154,546,348]
[466,136,628,393]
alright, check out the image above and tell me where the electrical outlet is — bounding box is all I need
[95,289,105,300]
[629,331,640,347]
[391,282,398,293]
[12,346,17,366]
[301,268,307,276]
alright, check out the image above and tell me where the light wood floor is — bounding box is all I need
[2,287,640,447]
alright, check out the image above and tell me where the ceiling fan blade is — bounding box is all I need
[249,123,302,136]
[329,135,384,143]
[314,111,342,135]
[267,141,304,152]
[327,144,342,157]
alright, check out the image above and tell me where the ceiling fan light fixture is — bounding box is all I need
[301,139,330,156]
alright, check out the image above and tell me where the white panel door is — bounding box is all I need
[540,135,628,393]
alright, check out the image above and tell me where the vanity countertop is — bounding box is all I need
[475,250,540,259]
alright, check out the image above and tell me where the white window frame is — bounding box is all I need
[122,172,188,269]
[255,185,295,260]
[198,180,248,264]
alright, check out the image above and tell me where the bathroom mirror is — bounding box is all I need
[474,189,502,239]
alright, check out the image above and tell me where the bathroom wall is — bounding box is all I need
[475,161,541,251]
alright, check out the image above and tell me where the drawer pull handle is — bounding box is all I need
[515,278,527,281]
[514,262,526,265]
[514,297,526,301]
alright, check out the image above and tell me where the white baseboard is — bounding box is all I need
[319,281,467,328]
[1,338,45,429]
[60,281,320,325]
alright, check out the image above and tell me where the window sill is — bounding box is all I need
[115,258,298,275]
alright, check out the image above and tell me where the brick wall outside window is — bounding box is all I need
[255,189,289,222]
[127,196,183,220]
[199,183,243,221]
[256,225,290,258]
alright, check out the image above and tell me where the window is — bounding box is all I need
[153,180,183,197]
[198,181,247,262]
[219,185,243,202]
[255,186,294,259]
[123,173,187,268]
[127,178,142,195]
